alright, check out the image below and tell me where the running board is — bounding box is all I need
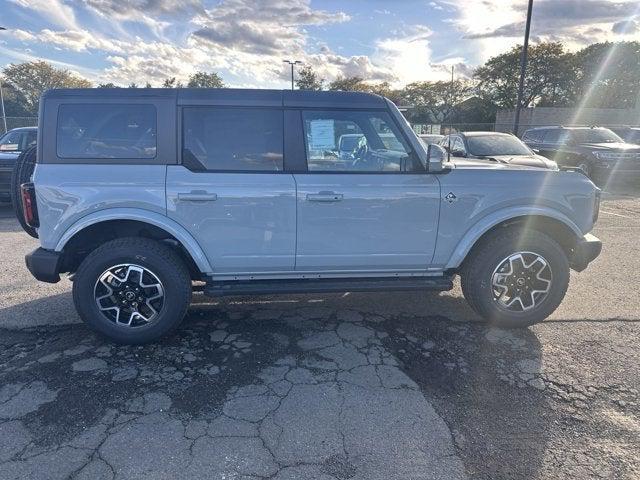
[204,276,454,297]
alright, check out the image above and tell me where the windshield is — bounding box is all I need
[466,135,531,156]
[569,129,623,144]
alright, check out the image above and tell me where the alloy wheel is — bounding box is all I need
[94,264,164,327]
[491,252,553,312]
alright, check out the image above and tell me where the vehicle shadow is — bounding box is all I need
[0,204,24,233]
[0,289,549,479]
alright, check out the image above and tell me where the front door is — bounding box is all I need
[167,106,296,273]
[294,109,441,272]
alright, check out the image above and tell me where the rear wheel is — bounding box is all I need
[10,146,38,238]
[73,237,192,344]
[461,229,570,328]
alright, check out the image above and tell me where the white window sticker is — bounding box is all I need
[309,120,336,150]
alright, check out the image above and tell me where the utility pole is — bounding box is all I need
[513,0,534,136]
[0,27,6,134]
[283,60,302,90]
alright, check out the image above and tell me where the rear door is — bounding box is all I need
[166,105,297,274]
[292,109,440,272]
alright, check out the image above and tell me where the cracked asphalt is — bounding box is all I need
[0,182,639,480]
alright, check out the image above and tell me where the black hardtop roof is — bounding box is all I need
[42,88,388,109]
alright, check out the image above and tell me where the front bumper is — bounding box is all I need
[570,233,602,272]
[25,248,63,283]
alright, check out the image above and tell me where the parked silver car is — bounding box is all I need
[439,131,558,170]
[20,88,601,343]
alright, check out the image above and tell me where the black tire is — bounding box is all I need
[72,237,192,344]
[10,146,38,238]
[461,228,570,328]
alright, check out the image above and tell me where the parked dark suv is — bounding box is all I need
[522,126,640,182]
[609,126,640,144]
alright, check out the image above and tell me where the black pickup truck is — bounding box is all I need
[0,127,37,202]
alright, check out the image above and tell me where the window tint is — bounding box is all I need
[569,129,622,144]
[24,130,37,150]
[57,104,156,159]
[0,131,22,152]
[0,130,37,152]
[302,110,416,172]
[183,107,283,171]
[542,129,568,144]
[522,130,543,142]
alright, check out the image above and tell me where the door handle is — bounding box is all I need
[177,192,218,202]
[306,191,344,202]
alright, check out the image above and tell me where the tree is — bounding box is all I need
[0,80,31,118]
[187,71,224,88]
[128,82,138,88]
[400,80,472,124]
[327,77,399,101]
[295,66,323,90]
[473,42,576,109]
[573,41,640,108]
[2,61,92,115]
[161,77,183,88]
[98,82,118,88]
[328,76,368,92]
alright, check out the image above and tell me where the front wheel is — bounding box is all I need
[461,229,570,328]
[73,237,192,344]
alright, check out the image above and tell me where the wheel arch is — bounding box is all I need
[446,211,582,271]
[55,209,212,275]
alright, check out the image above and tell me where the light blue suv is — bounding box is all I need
[20,88,601,344]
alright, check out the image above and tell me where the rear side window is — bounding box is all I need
[542,129,568,144]
[182,107,283,171]
[522,130,543,142]
[57,104,157,159]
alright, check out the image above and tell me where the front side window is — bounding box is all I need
[182,107,283,172]
[57,104,156,159]
[302,110,417,172]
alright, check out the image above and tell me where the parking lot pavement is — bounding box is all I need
[0,187,639,480]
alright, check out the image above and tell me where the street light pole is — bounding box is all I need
[0,27,6,134]
[513,0,534,136]
[283,60,302,90]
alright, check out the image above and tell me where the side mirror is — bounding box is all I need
[427,144,446,172]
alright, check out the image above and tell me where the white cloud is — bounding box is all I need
[446,0,640,61]
[10,0,78,30]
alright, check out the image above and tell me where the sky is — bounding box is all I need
[0,0,639,88]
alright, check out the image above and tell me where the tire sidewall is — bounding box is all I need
[471,233,569,327]
[73,243,190,344]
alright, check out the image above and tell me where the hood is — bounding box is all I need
[482,154,556,169]
[456,154,557,170]
[447,156,546,171]
[583,142,640,152]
